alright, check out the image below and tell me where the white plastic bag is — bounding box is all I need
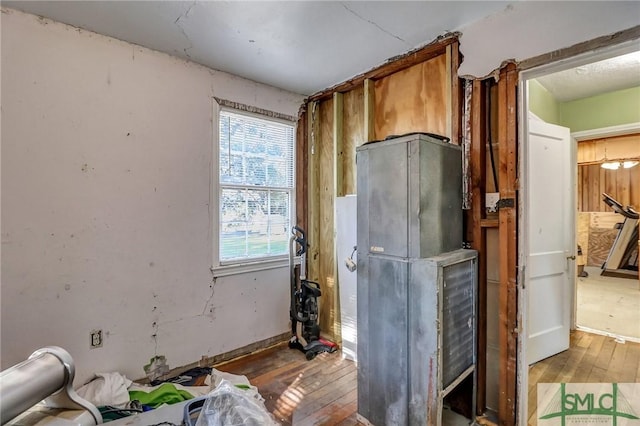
[194,379,279,426]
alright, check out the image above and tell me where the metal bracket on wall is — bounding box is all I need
[496,198,515,210]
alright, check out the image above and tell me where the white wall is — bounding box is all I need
[1,8,304,384]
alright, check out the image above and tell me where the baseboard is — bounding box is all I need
[136,331,290,383]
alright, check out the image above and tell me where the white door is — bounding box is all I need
[526,117,574,365]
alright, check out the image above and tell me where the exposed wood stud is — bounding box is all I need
[450,41,462,146]
[307,101,321,289]
[332,92,344,342]
[497,63,518,426]
[318,100,338,341]
[364,79,375,142]
[334,92,345,197]
[446,45,452,140]
[296,108,308,230]
[470,79,488,416]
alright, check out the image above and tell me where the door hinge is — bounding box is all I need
[496,198,515,209]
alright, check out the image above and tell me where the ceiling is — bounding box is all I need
[536,51,640,102]
[3,1,640,99]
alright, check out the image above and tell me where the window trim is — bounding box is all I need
[211,100,296,277]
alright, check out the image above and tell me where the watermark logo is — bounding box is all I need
[538,383,640,425]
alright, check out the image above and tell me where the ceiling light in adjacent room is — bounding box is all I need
[623,161,639,169]
[601,161,621,170]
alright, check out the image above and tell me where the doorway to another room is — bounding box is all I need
[520,43,640,425]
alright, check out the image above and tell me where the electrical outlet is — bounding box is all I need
[90,329,103,348]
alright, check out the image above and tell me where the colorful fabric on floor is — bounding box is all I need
[128,383,194,408]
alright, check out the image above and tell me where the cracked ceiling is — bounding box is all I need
[3,1,639,97]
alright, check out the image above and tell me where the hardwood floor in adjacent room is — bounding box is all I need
[215,342,359,425]
[527,330,640,426]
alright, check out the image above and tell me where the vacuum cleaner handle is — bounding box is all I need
[292,226,308,256]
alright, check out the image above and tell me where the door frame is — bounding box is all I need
[516,40,640,425]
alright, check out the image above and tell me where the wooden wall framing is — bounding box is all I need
[296,36,461,343]
[497,63,518,426]
[296,36,523,426]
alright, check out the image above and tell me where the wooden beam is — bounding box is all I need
[497,63,518,426]
[307,101,321,287]
[446,45,453,141]
[470,79,487,416]
[307,34,458,103]
[334,92,345,197]
[333,92,344,342]
[296,107,308,230]
[519,25,640,71]
[450,41,462,145]
[364,79,375,143]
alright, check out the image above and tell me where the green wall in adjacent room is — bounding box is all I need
[529,82,640,133]
[529,79,561,125]
[559,86,640,132]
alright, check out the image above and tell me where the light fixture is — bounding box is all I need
[601,162,621,170]
[600,160,639,170]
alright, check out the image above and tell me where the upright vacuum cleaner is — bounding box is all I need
[288,226,338,360]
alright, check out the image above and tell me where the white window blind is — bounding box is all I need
[219,110,295,263]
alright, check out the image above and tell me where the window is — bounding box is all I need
[218,109,295,265]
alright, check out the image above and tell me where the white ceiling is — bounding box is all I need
[536,51,640,102]
[3,1,640,99]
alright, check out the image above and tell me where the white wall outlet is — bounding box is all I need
[90,329,103,348]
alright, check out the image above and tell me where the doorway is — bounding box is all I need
[518,41,640,425]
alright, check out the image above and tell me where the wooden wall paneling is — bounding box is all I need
[577,166,583,212]
[630,166,640,209]
[497,63,517,426]
[590,212,621,230]
[587,228,618,267]
[373,54,447,140]
[618,167,631,208]
[364,79,375,144]
[307,36,454,103]
[577,212,590,263]
[578,164,640,212]
[318,99,338,339]
[470,79,487,415]
[590,164,600,212]
[297,109,308,230]
[599,167,606,210]
[605,167,617,204]
[577,140,595,164]
[445,45,453,141]
[343,86,364,195]
[577,133,640,164]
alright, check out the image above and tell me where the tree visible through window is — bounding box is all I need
[219,109,294,262]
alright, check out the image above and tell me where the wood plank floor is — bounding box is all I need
[214,342,359,425]
[527,330,640,426]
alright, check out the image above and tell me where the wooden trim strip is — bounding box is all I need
[214,97,297,122]
[306,33,459,102]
